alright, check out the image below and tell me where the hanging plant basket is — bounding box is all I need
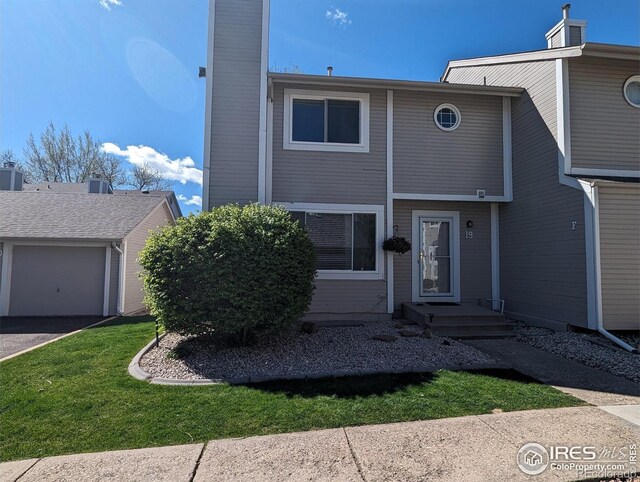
[382,236,411,254]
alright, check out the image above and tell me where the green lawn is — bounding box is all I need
[0,317,585,462]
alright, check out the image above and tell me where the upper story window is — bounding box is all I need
[283,90,370,153]
[623,75,640,108]
[434,103,461,131]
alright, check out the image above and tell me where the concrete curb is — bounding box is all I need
[128,337,509,386]
[0,316,118,363]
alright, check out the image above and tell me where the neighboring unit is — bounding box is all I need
[202,1,639,339]
[443,5,640,335]
[0,167,179,317]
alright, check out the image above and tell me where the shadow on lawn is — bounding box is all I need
[241,369,543,399]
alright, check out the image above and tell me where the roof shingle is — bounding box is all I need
[0,191,168,240]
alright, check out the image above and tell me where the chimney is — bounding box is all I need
[87,173,113,194]
[545,3,587,48]
[327,66,333,76]
[0,161,24,191]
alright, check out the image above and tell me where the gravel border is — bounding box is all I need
[514,323,640,383]
[132,321,503,385]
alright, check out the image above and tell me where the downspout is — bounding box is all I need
[588,185,638,353]
[111,242,124,316]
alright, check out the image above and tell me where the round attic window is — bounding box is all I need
[434,104,461,131]
[623,75,640,108]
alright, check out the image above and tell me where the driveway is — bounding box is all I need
[0,317,105,359]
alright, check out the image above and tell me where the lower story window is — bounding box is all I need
[291,211,377,272]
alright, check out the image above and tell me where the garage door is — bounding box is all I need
[9,246,105,316]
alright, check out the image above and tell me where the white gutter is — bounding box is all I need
[111,241,124,316]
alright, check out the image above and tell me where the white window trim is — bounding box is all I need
[433,103,461,131]
[278,202,384,280]
[623,75,640,109]
[283,89,370,153]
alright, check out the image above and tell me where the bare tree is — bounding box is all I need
[22,123,126,188]
[128,162,173,191]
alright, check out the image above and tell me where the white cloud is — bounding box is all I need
[325,7,352,27]
[177,194,202,207]
[99,0,122,10]
[102,142,202,185]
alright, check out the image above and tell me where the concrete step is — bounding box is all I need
[402,302,514,339]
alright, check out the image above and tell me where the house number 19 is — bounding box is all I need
[465,230,474,239]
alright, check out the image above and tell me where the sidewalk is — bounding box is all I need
[465,338,640,406]
[2,406,638,482]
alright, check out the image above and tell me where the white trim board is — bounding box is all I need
[282,89,370,153]
[411,210,461,303]
[257,0,270,203]
[201,0,216,210]
[386,89,394,313]
[580,181,598,330]
[571,167,640,178]
[278,202,385,280]
[394,193,508,202]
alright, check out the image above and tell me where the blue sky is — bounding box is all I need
[2,0,638,214]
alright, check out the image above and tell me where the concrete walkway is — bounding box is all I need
[465,338,640,406]
[2,406,638,482]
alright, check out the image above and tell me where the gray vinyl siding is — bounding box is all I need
[207,0,264,207]
[598,185,640,330]
[447,61,588,326]
[109,247,119,316]
[569,26,582,46]
[123,203,174,315]
[271,83,387,204]
[550,31,562,48]
[393,200,492,309]
[306,279,388,317]
[393,91,504,196]
[569,57,640,172]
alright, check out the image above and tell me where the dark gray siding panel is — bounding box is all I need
[393,200,492,309]
[208,0,263,206]
[447,61,588,326]
[393,91,504,196]
[271,83,386,204]
[569,26,582,46]
[569,57,640,172]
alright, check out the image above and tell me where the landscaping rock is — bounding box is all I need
[139,321,497,382]
[399,330,419,338]
[394,322,405,329]
[422,329,432,339]
[301,322,319,334]
[442,339,451,346]
[514,322,640,383]
[373,334,397,342]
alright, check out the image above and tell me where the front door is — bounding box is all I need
[412,211,460,303]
